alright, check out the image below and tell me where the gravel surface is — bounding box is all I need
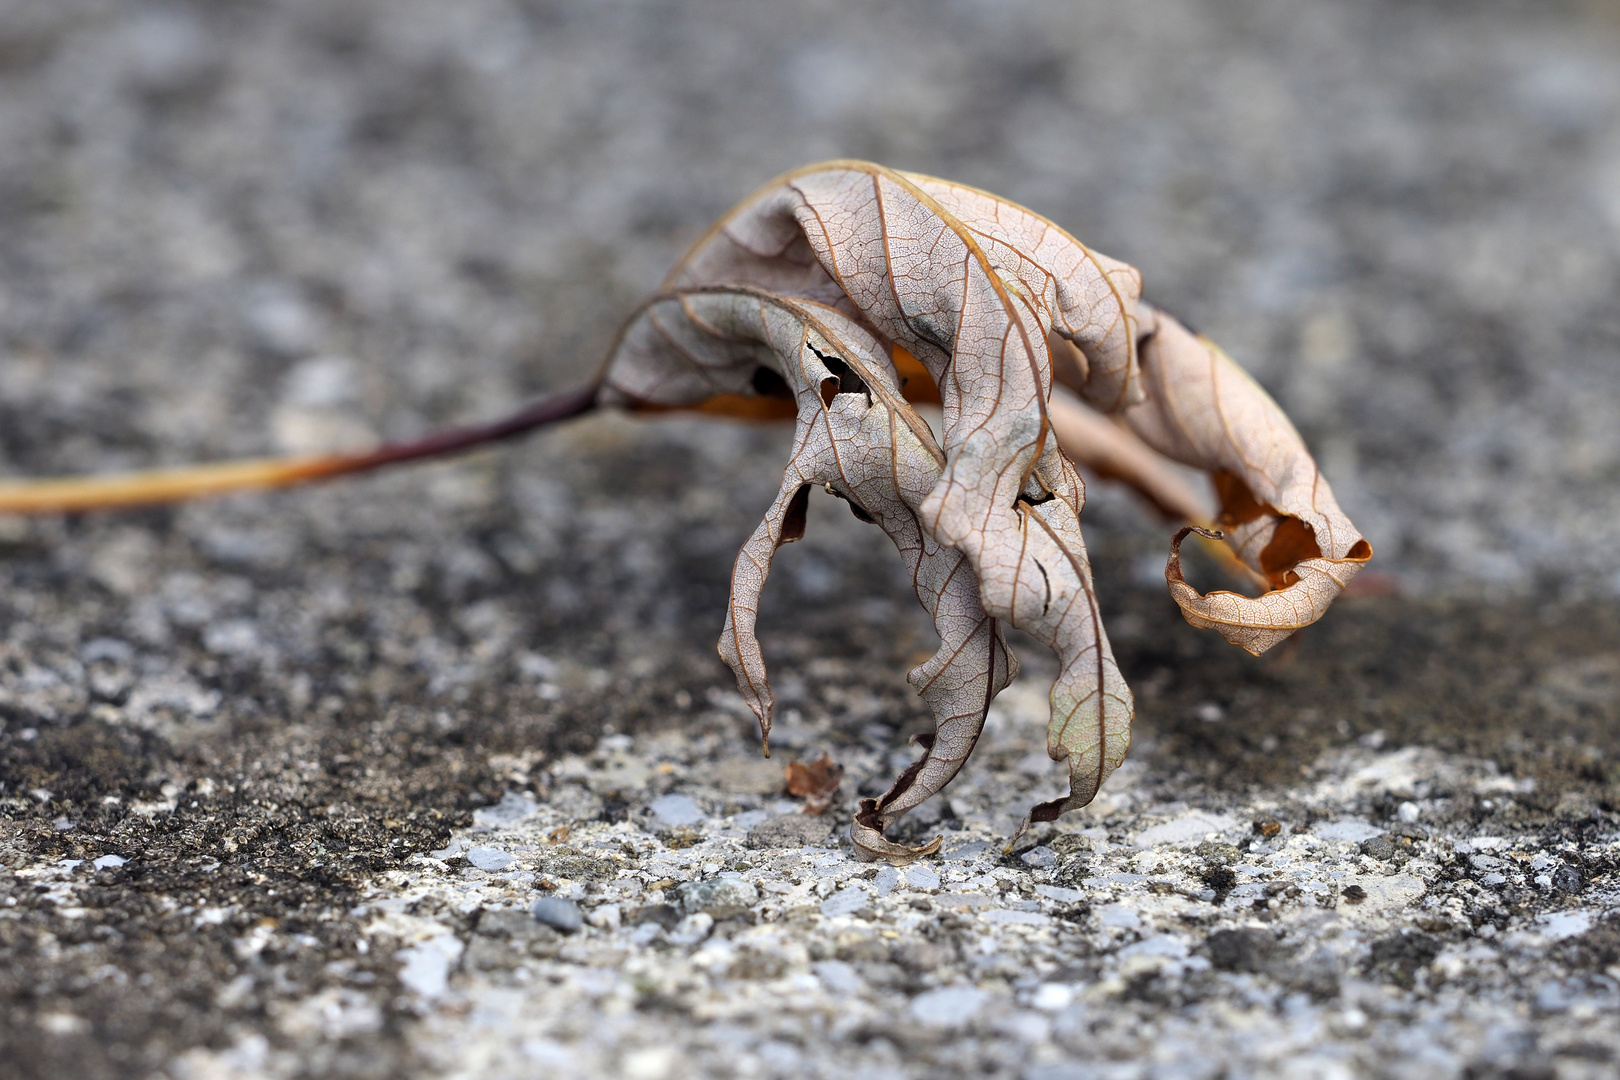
[1,2,1618,1079]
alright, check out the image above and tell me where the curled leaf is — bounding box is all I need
[1120,308,1373,653]
[1166,527,1366,656]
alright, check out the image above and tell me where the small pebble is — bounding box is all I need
[530,897,584,933]
[745,814,833,849]
[680,877,759,919]
[904,864,941,891]
[648,793,705,828]
[627,904,681,930]
[1031,984,1073,1012]
[668,912,713,946]
[909,986,988,1027]
[812,960,861,996]
[1360,837,1396,861]
[1551,865,1584,894]
[467,845,517,872]
[819,886,868,918]
[1020,845,1058,868]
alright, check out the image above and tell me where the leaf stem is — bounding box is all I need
[0,384,600,515]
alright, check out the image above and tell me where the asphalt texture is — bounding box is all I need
[1,2,1618,1078]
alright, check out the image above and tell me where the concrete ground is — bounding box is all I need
[1,2,1618,1078]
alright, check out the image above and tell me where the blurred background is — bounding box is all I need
[3,0,1619,597]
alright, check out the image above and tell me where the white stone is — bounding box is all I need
[909,986,989,1027]
[819,886,868,918]
[1030,983,1074,1012]
[648,793,705,827]
[466,845,516,871]
[1135,813,1238,847]
[1020,845,1058,868]
[1098,905,1142,929]
[812,960,862,996]
[1035,885,1085,903]
[985,909,1050,927]
[622,1046,677,1080]
[904,864,941,891]
[1314,819,1383,842]
[668,913,714,946]
[473,793,538,828]
[1535,911,1592,941]
[1119,934,1188,960]
[396,934,463,1000]
[1339,874,1426,914]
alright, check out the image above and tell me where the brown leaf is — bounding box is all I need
[784,753,844,816]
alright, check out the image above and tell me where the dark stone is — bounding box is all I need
[1196,841,1241,866]
[533,851,617,881]
[1048,834,1094,858]
[1365,930,1443,987]
[1552,1043,1613,1063]
[1200,867,1238,902]
[1359,837,1396,861]
[477,907,560,942]
[678,876,759,918]
[627,904,682,930]
[890,939,954,974]
[1556,917,1620,972]
[1463,1061,1557,1080]
[1204,928,1285,973]
[660,825,706,849]
[530,897,584,933]
[745,813,834,849]
[1281,949,1342,1001]
[1550,864,1584,894]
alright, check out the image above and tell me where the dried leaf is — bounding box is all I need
[784,752,844,816]
[1120,308,1373,654]
[0,160,1369,861]
[600,286,1016,858]
[664,163,1140,840]
[606,161,1366,847]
